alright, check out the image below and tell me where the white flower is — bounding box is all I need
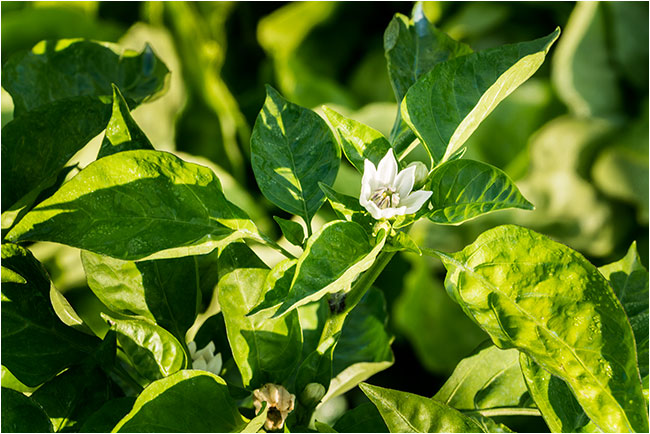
[359,149,432,220]
[253,383,295,431]
[188,341,222,376]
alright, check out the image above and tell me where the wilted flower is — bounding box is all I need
[359,149,432,220]
[187,341,222,376]
[253,383,296,431]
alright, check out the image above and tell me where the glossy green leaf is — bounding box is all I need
[295,344,335,409]
[104,314,186,382]
[360,383,484,433]
[248,258,297,316]
[384,3,472,152]
[81,252,201,343]
[273,221,387,317]
[599,242,649,378]
[1,366,37,394]
[434,342,530,410]
[1,243,99,387]
[333,403,388,433]
[219,264,302,389]
[552,2,621,117]
[241,402,268,433]
[7,150,259,261]
[384,231,421,255]
[30,366,111,432]
[520,354,599,433]
[322,106,391,173]
[79,397,136,433]
[273,216,305,247]
[393,254,487,374]
[98,85,154,159]
[319,183,374,231]
[325,288,394,402]
[1,96,111,212]
[1,387,53,433]
[114,370,246,432]
[2,39,169,115]
[470,415,515,433]
[426,159,533,224]
[250,85,340,225]
[435,225,648,432]
[402,28,560,164]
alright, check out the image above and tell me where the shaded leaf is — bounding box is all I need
[426,159,533,224]
[402,29,559,164]
[273,221,387,317]
[7,150,259,261]
[79,397,136,433]
[104,314,186,382]
[2,39,169,115]
[114,370,246,432]
[434,342,530,410]
[333,403,388,433]
[1,387,53,433]
[251,85,340,225]
[98,84,154,159]
[274,216,305,247]
[435,225,648,432]
[1,243,99,387]
[323,106,391,173]
[360,383,484,433]
[248,259,297,316]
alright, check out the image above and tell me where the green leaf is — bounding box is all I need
[318,183,374,231]
[1,243,100,387]
[315,421,337,433]
[360,383,484,433]
[81,252,201,343]
[241,402,268,433]
[7,150,259,261]
[114,370,246,432]
[384,3,472,152]
[322,106,391,173]
[273,216,305,247]
[251,85,340,225]
[384,231,421,255]
[325,288,394,402]
[218,258,302,389]
[599,242,649,378]
[1,387,53,433]
[295,345,335,409]
[333,403,388,433]
[1,366,37,394]
[434,342,530,410]
[1,97,111,212]
[552,2,621,117]
[273,221,387,317]
[104,314,186,382]
[520,354,599,433]
[248,258,297,316]
[98,85,154,159]
[79,397,136,433]
[402,28,560,165]
[426,159,533,224]
[435,225,648,432]
[30,366,111,432]
[2,39,169,115]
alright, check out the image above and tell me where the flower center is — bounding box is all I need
[370,187,400,209]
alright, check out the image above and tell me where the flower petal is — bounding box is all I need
[362,158,379,192]
[376,149,398,188]
[192,358,207,371]
[187,341,197,357]
[363,200,384,220]
[380,206,407,219]
[207,353,223,375]
[401,190,433,214]
[394,165,416,199]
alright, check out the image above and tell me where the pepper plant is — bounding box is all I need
[1,3,648,434]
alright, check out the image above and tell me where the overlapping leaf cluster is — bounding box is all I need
[1,3,647,434]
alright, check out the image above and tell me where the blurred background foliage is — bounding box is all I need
[2,2,647,430]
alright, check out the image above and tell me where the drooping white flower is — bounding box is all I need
[188,340,222,376]
[253,383,295,431]
[359,149,432,220]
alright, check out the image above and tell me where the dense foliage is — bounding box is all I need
[1,2,648,433]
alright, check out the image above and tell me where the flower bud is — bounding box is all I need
[407,161,429,188]
[187,340,222,376]
[253,384,296,431]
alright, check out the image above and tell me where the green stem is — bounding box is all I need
[464,407,542,418]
